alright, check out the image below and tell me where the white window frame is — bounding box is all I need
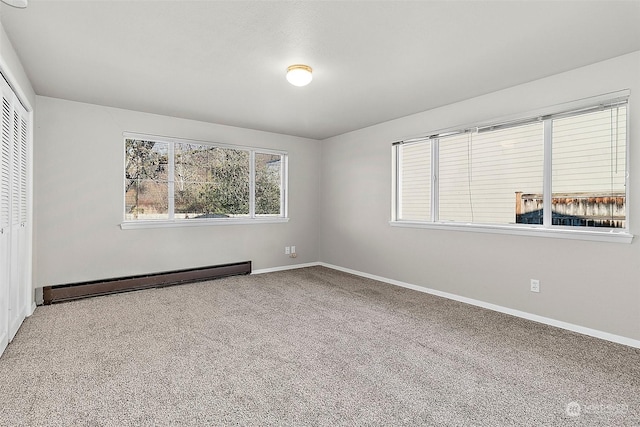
[391,90,633,244]
[121,132,288,230]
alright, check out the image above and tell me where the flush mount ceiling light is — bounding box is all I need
[1,0,28,8]
[286,64,313,87]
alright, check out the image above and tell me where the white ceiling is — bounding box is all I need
[2,1,640,140]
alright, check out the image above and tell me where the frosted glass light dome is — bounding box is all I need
[286,65,313,87]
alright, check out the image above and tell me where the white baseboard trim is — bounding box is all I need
[319,262,640,349]
[29,302,36,316]
[252,262,321,275]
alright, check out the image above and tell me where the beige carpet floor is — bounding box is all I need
[0,266,638,426]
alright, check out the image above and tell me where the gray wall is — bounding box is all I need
[319,51,640,341]
[34,96,320,287]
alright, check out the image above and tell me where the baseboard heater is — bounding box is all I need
[42,261,252,305]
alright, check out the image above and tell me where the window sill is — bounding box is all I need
[389,221,633,244]
[121,217,289,230]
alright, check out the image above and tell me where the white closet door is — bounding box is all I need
[0,94,11,354]
[8,108,22,340]
[17,113,28,337]
[0,73,30,353]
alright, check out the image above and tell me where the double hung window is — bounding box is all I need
[393,92,629,240]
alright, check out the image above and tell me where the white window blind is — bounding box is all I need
[398,142,431,221]
[551,105,627,227]
[393,93,629,235]
[439,123,544,224]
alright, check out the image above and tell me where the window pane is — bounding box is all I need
[255,153,282,216]
[175,143,211,185]
[174,143,250,217]
[398,142,430,221]
[125,139,169,220]
[439,123,544,224]
[439,134,472,222]
[551,106,626,228]
[174,182,232,219]
[125,179,168,220]
[125,139,169,180]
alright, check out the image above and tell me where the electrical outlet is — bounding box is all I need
[530,279,540,293]
[291,246,296,254]
[285,246,290,255]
